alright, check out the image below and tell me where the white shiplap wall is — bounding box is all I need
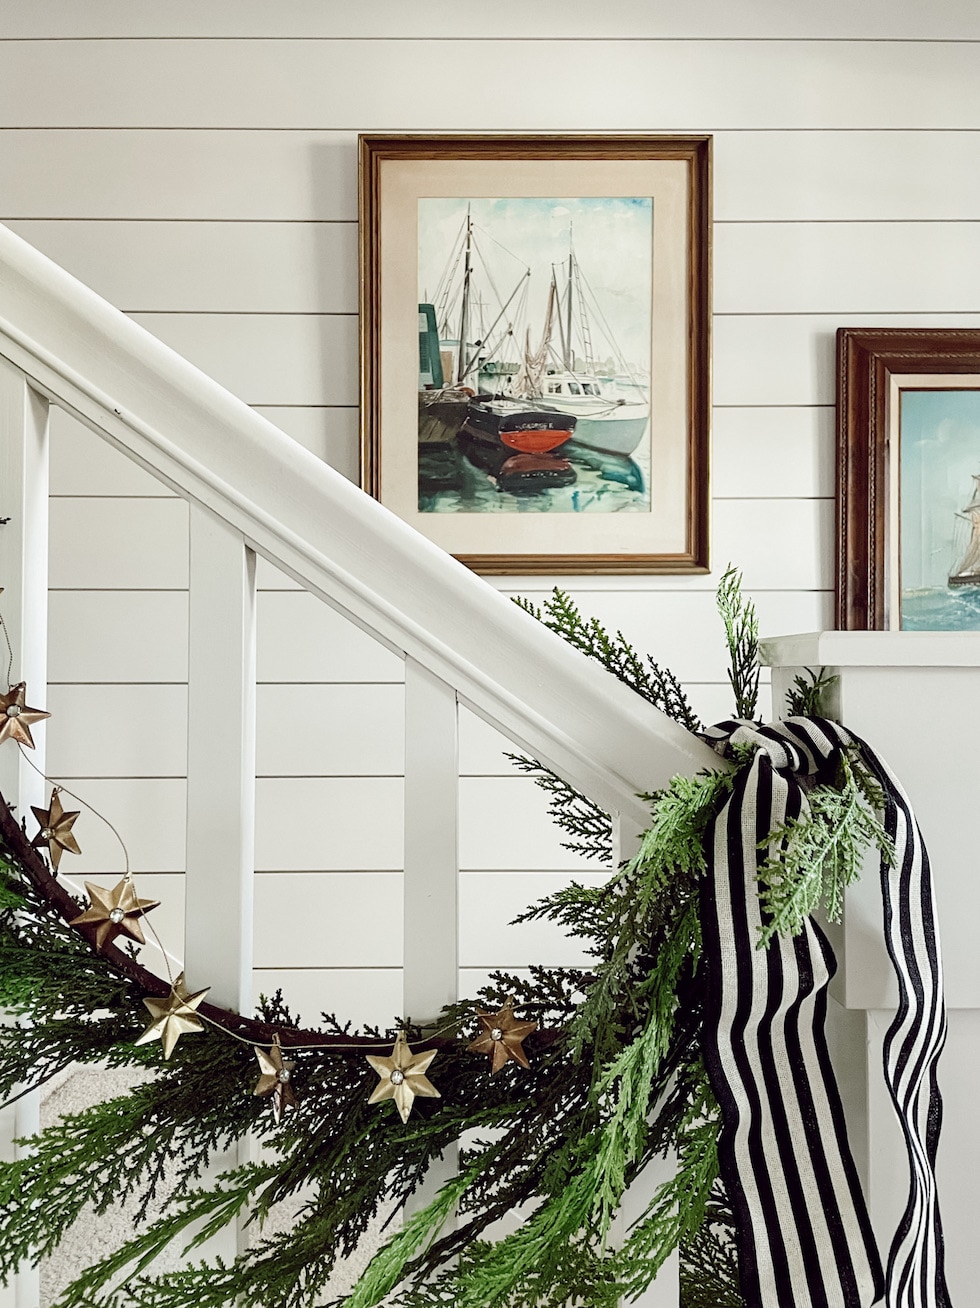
[3,7,978,1035]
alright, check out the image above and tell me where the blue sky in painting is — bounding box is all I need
[418,196,653,371]
[900,388,980,590]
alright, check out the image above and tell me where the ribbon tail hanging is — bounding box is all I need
[698,717,951,1308]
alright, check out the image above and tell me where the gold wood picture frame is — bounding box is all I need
[359,134,711,575]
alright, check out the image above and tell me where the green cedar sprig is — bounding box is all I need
[715,565,760,721]
[504,753,613,862]
[679,1197,745,1308]
[513,589,702,731]
[755,747,894,947]
[784,666,839,718]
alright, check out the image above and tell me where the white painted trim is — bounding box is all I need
[0,223,722,824]
[184,508,256,1011]
[0,357,49,812]
[611,813,647,868]
[403,660,459,1026]
[402,659,459,1225]
[0,357,47,1308]
[760,629,980,669]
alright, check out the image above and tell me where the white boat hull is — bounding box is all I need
[534,398,648,457]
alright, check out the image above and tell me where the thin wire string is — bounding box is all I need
[199,1009,472,1054]
[16,744,133,880]
[3,601,132,878]
[140,914,177,986]
[0,606,14,687]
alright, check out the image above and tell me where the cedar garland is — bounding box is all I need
[0,571,891,1308]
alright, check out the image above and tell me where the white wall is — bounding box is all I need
[2,0,978,1063]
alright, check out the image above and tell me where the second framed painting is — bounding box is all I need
[359,135,711,575]
[838,327,980,630]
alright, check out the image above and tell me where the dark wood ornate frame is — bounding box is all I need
[836,327,980,629]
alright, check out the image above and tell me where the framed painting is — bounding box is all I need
[359,134,711,575]
[837,327,980,629]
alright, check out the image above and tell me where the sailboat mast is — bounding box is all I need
[456,205,473,385]
[564,223,574,372]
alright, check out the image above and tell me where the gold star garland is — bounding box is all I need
[0,600,541,1117]
[30,788,81,873]
[69,877,161,950]
[253,1034,299,1122]
[135,972,209,1060]
[0,682,50,749]
[467,998,538,1074]
[366,1032,441,1123]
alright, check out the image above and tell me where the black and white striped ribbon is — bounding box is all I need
[699,717,950,1308]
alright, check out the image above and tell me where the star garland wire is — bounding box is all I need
[0,594,543,1109]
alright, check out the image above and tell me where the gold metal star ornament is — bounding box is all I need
[366,1033,441,1123]
[253,1034,299,1123]
[135,972,209,1059]
[0,682,50,749]
[30,789,81,872]
[68,877,160,950]
[467,999,538,1074]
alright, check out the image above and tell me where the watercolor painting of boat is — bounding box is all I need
[417,196,652,514]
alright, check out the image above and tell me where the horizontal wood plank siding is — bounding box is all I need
[6,32,974,1297]
[5,129,980,224]
[2,0,979,39]
[3,40,980,130]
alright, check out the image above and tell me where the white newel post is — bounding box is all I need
[402,659,459,1215]
[762,630,980,1306]
[0,358,49,1308]
[610,813,679,1308]
[184,506,256,1256]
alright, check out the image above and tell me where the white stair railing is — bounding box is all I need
[0,221,721,1307]
[0,356,47,1308]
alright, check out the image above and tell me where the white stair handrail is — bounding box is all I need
[0,223,720,824]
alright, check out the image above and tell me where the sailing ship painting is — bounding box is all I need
[947,474,980,588]
[899,387,980,629]
[417,196,652,514]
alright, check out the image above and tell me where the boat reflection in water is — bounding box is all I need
[418,398,647,514]
[456,399,576,496]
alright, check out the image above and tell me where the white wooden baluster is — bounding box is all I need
[184,506,256,1256]
[0,357,49,1308]
[610,811,680,1308]
[402,659,459,1217]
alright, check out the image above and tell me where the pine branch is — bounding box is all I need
[52,1165,277,1307]
[755,749,894,947]
[715,565,760,721]
[679,1197,744,1308]
[342,1163,484,1308]
[784,666,839,718]
[610,1063,721,1298]
[505,754,613,861]
[514,588,701,731]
